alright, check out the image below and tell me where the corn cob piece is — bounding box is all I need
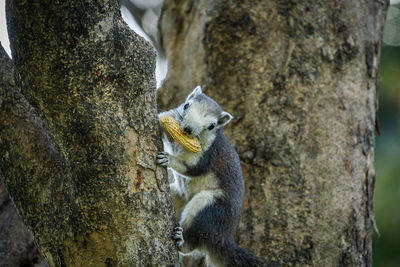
[160,116,201,153]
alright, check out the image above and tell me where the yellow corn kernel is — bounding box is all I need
[160,116,201,153]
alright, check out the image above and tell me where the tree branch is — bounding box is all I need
[0,41,74,263]
[0,44,64,166]
[0,44,13,88]
[0,43,66,178]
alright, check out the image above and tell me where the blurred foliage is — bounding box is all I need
[373,43,400,267]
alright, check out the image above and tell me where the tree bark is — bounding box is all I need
[1,0,178,266]
[159,0,388,266]
[0,181,48,267]
[0,45,47,267]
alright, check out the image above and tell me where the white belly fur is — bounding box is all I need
[171,172,223,229]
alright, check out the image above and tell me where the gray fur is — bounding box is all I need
[157,87,271,267]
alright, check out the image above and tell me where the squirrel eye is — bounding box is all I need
[208,123,215,131]
[183,103,189,110]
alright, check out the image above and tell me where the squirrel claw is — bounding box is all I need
[172,225,184,247]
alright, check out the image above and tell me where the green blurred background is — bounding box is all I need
[373,5,400,266]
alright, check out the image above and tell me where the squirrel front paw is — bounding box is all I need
[156,152,169,167]
[172,225,184,247]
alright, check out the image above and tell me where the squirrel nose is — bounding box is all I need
[183,126,192,135]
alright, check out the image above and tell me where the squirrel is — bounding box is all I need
[156,86,270,267]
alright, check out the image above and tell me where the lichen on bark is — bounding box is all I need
[1,0,178,266]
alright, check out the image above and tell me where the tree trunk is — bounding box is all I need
[159,0,388,266]
[0,42,48,267]
[1,0,178,266]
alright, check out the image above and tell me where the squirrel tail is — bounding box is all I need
[213,239,272,267]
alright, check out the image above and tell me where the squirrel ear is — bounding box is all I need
[217,111,233,128]
[186,86,203,101]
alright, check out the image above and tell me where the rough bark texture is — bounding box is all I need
[0,45,47,267]
[159,0,388,266]
[0,180,48,267]
[1,0,178,266]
